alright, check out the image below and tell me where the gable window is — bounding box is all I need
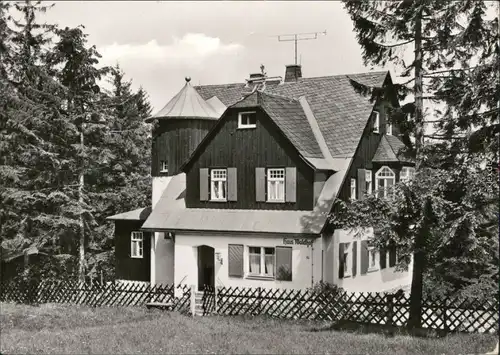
[375,166,395,198]
[267,168,285,202]
[160,160,168,173]
[131,232,143,258]
[365,170,372,195]
[385,107,393,135]
[386,123,393,135]
[371,111,380,133]
[210,169,227,201]
[248,247,275,277]
[350,178,357,200]
[238,111,257,129]
[368,245,379,271]
[400,166,415,183]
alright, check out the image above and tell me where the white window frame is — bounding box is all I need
[375,166,396,198]
[365,170,372,195]
[343,242,352,277]
[247,246,275,278]
[372,111,380,133]
[210,168,227,202]
[238,111,257,129]
[400,166,416,183]
[386,122,393,135]
[160,160,168,173]
[368,245,380,272]
[131,231,143,259]
[350,178,357,200]
[267,168,285,203]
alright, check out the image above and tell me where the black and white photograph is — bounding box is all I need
[0,1,498,354]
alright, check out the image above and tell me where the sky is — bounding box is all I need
[35,1,383,113]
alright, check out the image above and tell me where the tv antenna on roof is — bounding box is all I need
[272,30,327,65]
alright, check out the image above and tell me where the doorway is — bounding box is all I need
[197,245,215,291]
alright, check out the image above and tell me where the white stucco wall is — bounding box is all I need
[150,176,174,285]
[152,176,172,208]
[152,232,175,285]
[327,228,413,293]
[173,233,320,290]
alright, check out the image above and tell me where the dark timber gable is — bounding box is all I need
[184,106,315,210]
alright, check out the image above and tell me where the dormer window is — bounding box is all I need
[238,111,257,129]
[160,160,168,173]
[385,107,392,135]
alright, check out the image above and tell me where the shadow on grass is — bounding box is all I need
[308,319,461,339]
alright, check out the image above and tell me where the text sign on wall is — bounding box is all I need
[283,238,314,246]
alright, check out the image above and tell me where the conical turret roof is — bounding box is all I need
[150,77,220,121]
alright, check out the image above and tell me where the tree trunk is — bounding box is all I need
[78,124,85,283]
[408,4,425,329]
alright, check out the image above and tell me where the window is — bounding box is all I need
[267,168,285,202]
[365,170,372,195]
[238,111,257,129]
[371,111,380,133]
[375,166,396,198]
[248,247,275,277]
[160,160,168,173]
[210,169,227,201]
[368,246,379,271]
[386,123,393,135]
[385,107,393,135]
[350,178,357,200]
[342,242,352,277]
[131,232,143,258]
[400,166,415,183]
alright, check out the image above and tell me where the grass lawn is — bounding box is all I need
[0,302,497,354]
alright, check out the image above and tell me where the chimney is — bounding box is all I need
[284,64,302,82]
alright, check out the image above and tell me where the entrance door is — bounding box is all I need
[197,245,215,291]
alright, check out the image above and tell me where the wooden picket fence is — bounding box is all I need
[0,280,191,311]
[202,285,499,334]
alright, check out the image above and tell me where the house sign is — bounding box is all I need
[283,238,314,246]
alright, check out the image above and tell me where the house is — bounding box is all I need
[107,64,414,293]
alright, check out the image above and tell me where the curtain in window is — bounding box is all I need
[264,248,275,276]
[249,247,261,274]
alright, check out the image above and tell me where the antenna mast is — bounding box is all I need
[273,30,327,65]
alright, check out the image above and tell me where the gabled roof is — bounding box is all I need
[180,90,328,171]
[149,78,219,121]
[142,157,351,235]
[258,92,323,159]
[195,71,389,159]
[372,135,413,164]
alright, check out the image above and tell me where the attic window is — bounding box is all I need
[371,111,380,133]
[160,160,168,173]
[238,112,257,129]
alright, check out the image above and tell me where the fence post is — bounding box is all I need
[386,294,394,326]
[214,285,218,314]
[190,284,196,317]
[257,287,262,315]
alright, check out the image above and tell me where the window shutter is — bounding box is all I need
[227,167,237,201]
[200,168,209,201]
[255,167,266,202]
[357,168,366,200]
[380,247,387,269]
[228,244,243,277]
[352,241,357,277]
[338,243,345,279]
[388,241,397,267]
[276,246,292,281]
[285,167,297,203]
[360,240,369,275]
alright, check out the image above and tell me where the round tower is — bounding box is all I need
[147,77,219,208]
